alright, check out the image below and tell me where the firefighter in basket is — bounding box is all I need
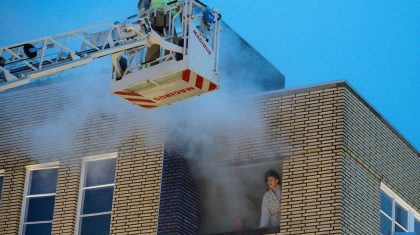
[138,0,180,65]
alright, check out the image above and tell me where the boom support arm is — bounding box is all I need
[0,17,166,91]
[0,0,219,94]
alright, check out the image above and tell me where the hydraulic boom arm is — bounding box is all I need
[0,17,161,91]
[0,0,222,109]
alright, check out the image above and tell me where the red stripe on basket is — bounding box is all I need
[114,91,143,97]
[125,97,156,103]
[182,70,191,82]
[138,104,158,108]
[208,82,217,91]
[195,75,203,89]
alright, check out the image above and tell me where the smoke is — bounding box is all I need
[0,22,286,234]
[156,25,286,233]
[159,90,283,233]
[0,61,161,162]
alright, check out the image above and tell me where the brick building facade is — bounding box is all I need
[161,82,419,235]
[0,74,418,234]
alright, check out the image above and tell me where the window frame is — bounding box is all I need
[0,169,4,201]
[381,183,420,234]
[19,161,60,235]
[75,152,118,235]
[415,216,420,234]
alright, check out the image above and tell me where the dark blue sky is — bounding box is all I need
[0,0,418,150]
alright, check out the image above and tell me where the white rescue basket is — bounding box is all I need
[111,0,221,108]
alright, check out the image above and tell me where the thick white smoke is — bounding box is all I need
[0,23,286,234]
[155,25,286,233]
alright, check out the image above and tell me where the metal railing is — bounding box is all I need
[0,0,221,91]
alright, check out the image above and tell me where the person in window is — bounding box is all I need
[260,169,281,228]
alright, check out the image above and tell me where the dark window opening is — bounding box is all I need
[198,162,282,235]
[414,217,420,234]
[157,150,282,235]
[0,175,3,200]
[22,167,59,235]
[380,187,418,235]
[78,157,116,235]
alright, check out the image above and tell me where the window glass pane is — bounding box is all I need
[24,223,52,235]
[26,196,55,222]
[415,218,420,235]
[82,187,114,214]
[380,213,392,235]
[394,223,406,232]
[85,159,116,187]
[394,202,408,229]
[80,214,111,235]
[380,191,392,216]
[30,169,58,195]
[0,176,3,200]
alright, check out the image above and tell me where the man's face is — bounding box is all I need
[266,176,279,190]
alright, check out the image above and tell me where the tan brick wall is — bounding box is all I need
[211,82,418,235]
[341,86,420,234]
[340,150,380,234]
[0,162,26,234]
[260,85,345,234]
[203,84,345,234]
[111,136,164,235]
[1,77,418,235]
[51,159,81,234]
[0,77,165,235]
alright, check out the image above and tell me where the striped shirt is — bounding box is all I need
[260,187,281,228]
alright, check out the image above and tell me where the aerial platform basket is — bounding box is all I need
[111,0,221,108]
[0,0,221,109]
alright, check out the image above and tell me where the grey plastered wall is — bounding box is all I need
[341,84,420,234]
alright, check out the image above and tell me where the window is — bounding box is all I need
[76,153,117,235]
[394,202,408,231]
[19,162,59,235]
[0,169,4,200]
[415,217,420,235]
[196,163,282,234]
[380,183,420,235]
